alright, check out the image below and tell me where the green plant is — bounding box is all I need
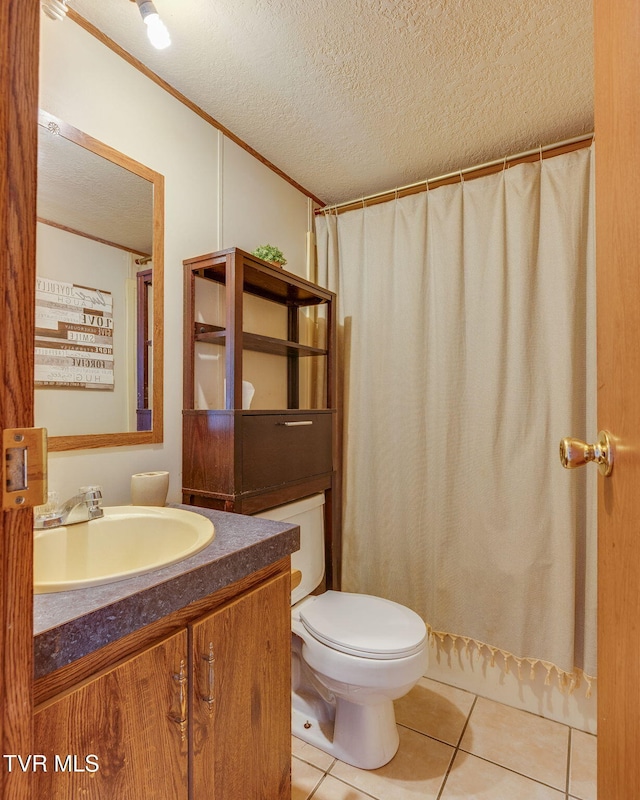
[251,244,287,266]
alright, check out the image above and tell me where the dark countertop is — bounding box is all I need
[33,504,299,680]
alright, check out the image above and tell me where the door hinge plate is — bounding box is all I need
[2,427,48,510]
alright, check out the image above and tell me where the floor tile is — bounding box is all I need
[569,729,597,800]
[459,696,569,790]
[292,756,325,800]
[329,725,454,799]
[293,735,336,772]
[440,751,565,799]
[312,774,378,799]
[394,676,475,746]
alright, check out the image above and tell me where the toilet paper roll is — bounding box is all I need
[131,471,169,506]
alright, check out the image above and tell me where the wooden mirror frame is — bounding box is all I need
[38,110,164,451]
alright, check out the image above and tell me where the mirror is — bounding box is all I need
[35,111,164,451]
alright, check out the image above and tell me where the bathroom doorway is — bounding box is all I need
[1,3,640,798]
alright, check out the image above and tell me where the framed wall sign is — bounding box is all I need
[35,276,114,389]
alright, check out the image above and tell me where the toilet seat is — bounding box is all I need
[298,591,427,660]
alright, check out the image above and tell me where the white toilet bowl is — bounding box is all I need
[291,591,428,769]
[255,495,428,769]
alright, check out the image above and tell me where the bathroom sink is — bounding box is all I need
[34,506,215,594]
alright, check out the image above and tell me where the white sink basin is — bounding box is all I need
[34,506,215,594]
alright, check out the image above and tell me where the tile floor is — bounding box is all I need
[292,676,597,800]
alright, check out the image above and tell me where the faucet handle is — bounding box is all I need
[35,491,60,515]
[79,485,102,495]
[80,485,103,504]
[80,486,103,520]
[34,492,63,529]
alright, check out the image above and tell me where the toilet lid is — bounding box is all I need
[299,591,427,660]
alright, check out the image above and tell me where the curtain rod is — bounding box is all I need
[315,133,594,216]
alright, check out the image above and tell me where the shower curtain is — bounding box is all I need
[316,147,596,689]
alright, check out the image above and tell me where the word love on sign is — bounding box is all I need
[35,277,114,390]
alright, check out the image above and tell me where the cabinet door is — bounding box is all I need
[191,572,291,799]
[34,630,189,799]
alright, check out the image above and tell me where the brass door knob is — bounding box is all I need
[559,430,614,476]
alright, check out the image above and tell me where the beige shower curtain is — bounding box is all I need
[316,147,597,688]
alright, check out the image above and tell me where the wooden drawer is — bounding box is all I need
[241,412,333,491]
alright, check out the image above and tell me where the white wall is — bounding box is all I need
[39,16,310,505]
[221,136,309,265]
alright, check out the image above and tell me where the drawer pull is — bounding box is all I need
[169,659,188,741]
[200,642,215,713]
[281,420,313,427]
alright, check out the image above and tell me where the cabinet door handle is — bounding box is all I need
[200,642,215,713]
[169,658,188,741]
[281,420,313,427]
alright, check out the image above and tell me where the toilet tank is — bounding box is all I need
[254,493,325,604]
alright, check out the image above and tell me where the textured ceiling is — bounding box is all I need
[67,0,593,206]
[38,124,154,254]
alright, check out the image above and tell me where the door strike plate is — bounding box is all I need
[2,428,48,510]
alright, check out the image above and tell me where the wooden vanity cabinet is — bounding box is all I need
[34,630,189,799]
[34,562,291,800]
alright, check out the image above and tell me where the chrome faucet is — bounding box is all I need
[34,487,104,529]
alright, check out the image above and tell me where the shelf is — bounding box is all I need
[194,323,225,337]
[194,324,327,358]
[185,248,332,307]
[184,409,334,417]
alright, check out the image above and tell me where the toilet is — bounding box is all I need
[256,494,428,769]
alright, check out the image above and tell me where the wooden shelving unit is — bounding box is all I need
[182,247,340,587]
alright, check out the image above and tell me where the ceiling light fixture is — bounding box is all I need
[135,0,171,50]
[41,0,69,21]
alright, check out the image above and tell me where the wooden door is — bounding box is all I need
[190,573,291,799]
[0,2,39,799]
[34,632,189,799]
[594,1,640,797]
